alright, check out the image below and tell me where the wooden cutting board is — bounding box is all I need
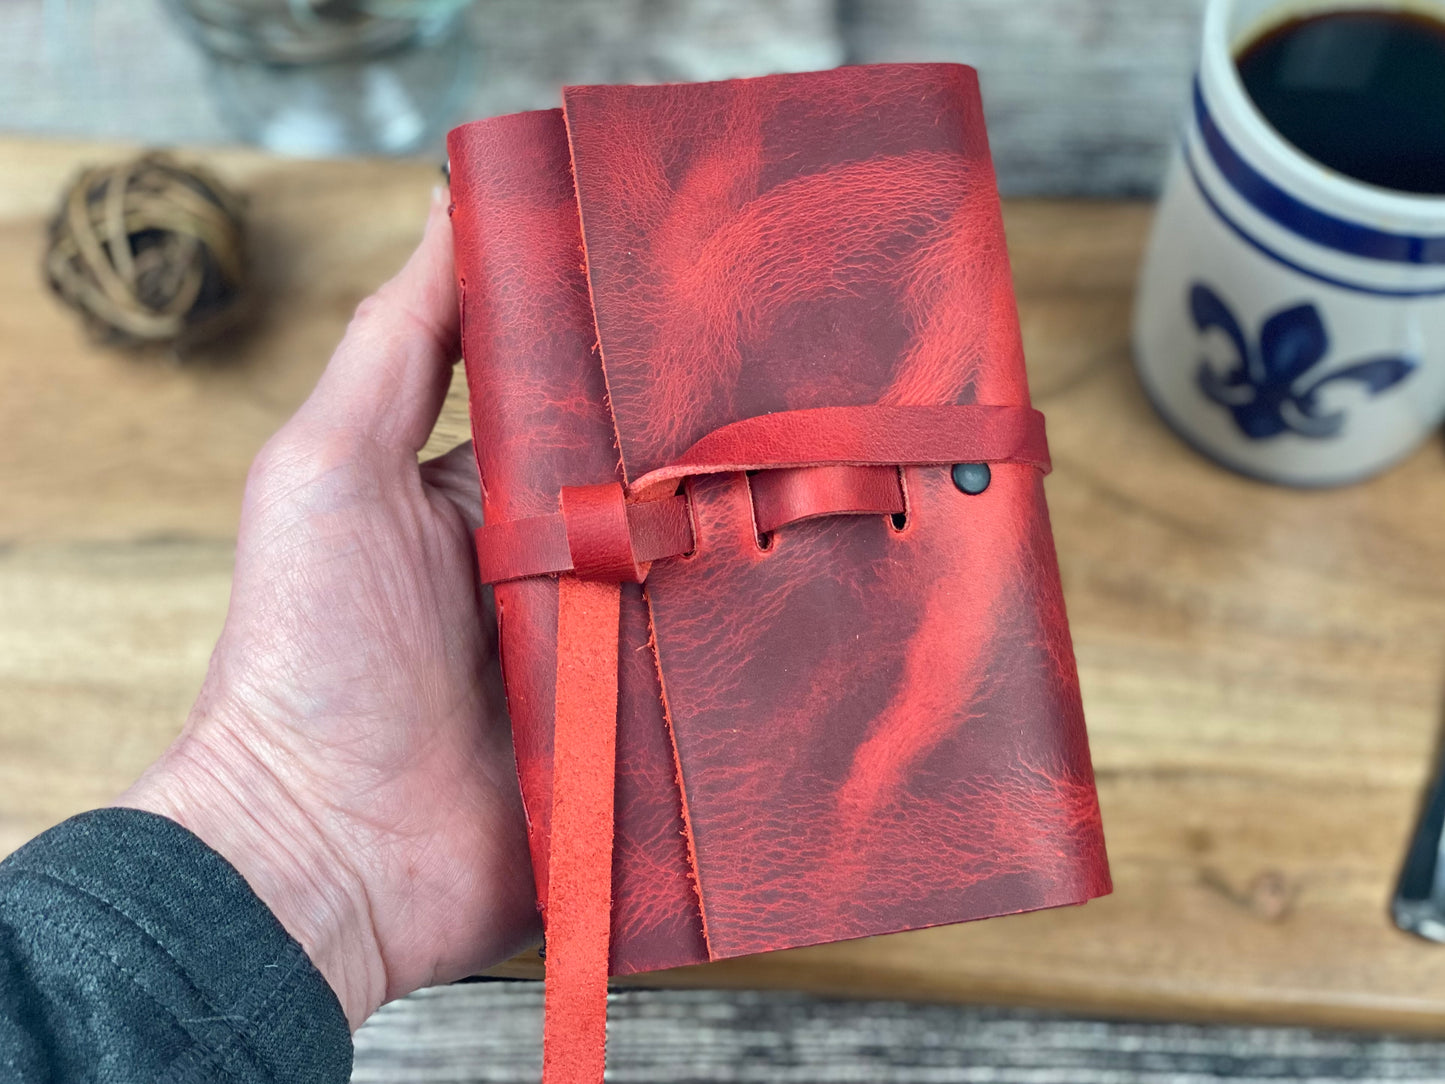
[5,136,1445,1033]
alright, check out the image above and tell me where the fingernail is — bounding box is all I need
[431,184,447,209]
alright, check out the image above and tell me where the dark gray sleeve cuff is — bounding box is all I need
[0,807,352,1083]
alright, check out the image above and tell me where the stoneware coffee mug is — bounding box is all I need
[1134,0,1445,487]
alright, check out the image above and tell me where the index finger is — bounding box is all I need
[296,189,460,454]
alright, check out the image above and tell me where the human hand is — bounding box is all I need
[118,191,538,1029]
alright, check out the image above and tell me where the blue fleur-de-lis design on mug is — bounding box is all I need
[1190,283,1415,440]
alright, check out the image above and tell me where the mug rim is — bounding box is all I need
[1201,0,1445,226]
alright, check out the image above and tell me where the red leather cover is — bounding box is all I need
[447,63,1110,976]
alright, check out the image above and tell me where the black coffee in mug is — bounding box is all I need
[1236,8,1445,195]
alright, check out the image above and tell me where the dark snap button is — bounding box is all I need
[951,463,990,495]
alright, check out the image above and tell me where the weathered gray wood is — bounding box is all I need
[354,984,1445,1083]
[0,0,1207,194]
[842,0,1208,195]
[453,0,842,115]
[0,0,841,161]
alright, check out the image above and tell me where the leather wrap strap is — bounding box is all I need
[628,403,1050,495]
[477,403,1048,585]
[543,577,620,1084]
[750,465,904,536]
[477,493,692,585]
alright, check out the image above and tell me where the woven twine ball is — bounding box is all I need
[44,152,249,353]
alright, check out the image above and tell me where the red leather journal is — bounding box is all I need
[447,63,1109,1082]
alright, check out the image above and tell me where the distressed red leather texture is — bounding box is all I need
[448,108,708,977]
[447,63,1111,977]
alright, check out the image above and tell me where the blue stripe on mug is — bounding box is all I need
[1193,79,1445,266]
[1182,146,1445,298]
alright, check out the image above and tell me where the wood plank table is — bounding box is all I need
[5,137,1445,1035]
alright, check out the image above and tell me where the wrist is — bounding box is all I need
[117,712,387,1030]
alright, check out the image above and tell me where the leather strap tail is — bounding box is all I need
[541,576,621,1084]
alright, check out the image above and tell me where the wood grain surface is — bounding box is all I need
[4,137,1445,1035]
